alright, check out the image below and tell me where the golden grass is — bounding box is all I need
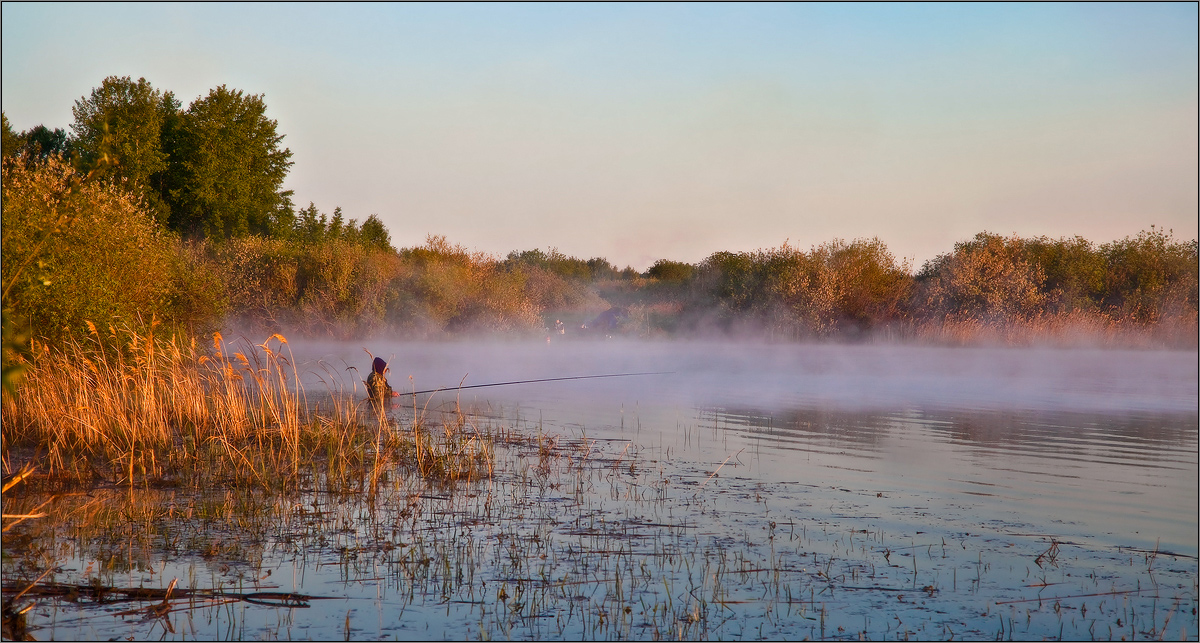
[0,324,493,491]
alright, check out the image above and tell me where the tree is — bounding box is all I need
[1101,227,1198,322]
[357,214,393,251]
[289,202,392,250]
[918,233,1046,321]
[21,125,72,160]
[1,112,18,159]
[165,85,294,239]
[70,76,175,222]
[1,114,71,162]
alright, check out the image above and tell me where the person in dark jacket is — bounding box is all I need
[366,357,398,404]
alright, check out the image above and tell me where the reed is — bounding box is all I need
[0,325,492,489]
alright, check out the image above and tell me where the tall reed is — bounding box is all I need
[1,324,492,489]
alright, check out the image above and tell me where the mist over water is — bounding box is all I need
[293,340,1198,415]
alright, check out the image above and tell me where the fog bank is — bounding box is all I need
[287,340,1198,415]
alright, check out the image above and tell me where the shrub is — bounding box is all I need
[2,155,219,344]
[806,238,913,332]
[686,239,913,337]
[1021,235,1106,314]
[918,233,1046,322]
[1100,227,1198,323]
[644,259,695,282]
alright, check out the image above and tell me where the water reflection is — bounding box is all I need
[714,405,1197,458]
[704,404,1198,558]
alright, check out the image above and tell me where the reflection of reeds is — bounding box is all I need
[0,325,492,489]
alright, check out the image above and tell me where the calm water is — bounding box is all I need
[6,341,1197,640]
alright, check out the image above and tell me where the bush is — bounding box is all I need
[2,155,220,343]
[644,259,695,282]
[917,233,1046,322]
[401,236,541,334]
[1020,235,1106,314]
[806,238,913,332]
[1100,227,1198,323]
[685,239,913,338]
[210,237,406,338]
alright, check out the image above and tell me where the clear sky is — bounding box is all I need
[3,2,1196,270]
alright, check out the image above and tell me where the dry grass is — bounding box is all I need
[904,310,1199,349]
[0,324,493,490]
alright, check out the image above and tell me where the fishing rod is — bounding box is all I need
[400,371,673,397]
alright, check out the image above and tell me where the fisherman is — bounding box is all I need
[366,357,399,404]
[555,319,565,335]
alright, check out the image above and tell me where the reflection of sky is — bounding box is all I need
[3,3,1196,269]
[711,405,1198,558]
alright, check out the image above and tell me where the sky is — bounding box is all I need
[2,2,1196,271]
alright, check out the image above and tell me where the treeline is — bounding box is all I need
[2,77,388,247]
[4,148,1193,348]
[672,232,1197,344]
[2,76,1197,352]
[0,151,611,342]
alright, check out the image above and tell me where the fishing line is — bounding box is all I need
[401,371,673,397]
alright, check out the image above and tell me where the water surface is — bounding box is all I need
[6,341,1196,640]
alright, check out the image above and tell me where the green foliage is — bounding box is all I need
[358,214,393,251]
[918,233,1046,321]
[689,239,913,337]
[292,202,394,250]
[401,236,541,334]
[1100,227,1198,322]
[1,155,221,344]
[209,235,550,339]
[70,76,175,222]
[503,248,628,282]
[3,113,73,164]
[18,125,73,161]
[696,250,765,313]
[811,238,913,329]
[644,259,695,282]
[211,237,399,336]
[2,308,32,397]
[1,112,18,158]
[915,229,1197,328]
[164,85,294,239]
[1020,235,1106,313]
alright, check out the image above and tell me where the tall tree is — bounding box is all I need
[165,85,293,238]
[70,76,175,222]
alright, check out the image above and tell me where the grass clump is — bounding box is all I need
[0,325,492,491]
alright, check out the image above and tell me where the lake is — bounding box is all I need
[4,340,1197,640]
